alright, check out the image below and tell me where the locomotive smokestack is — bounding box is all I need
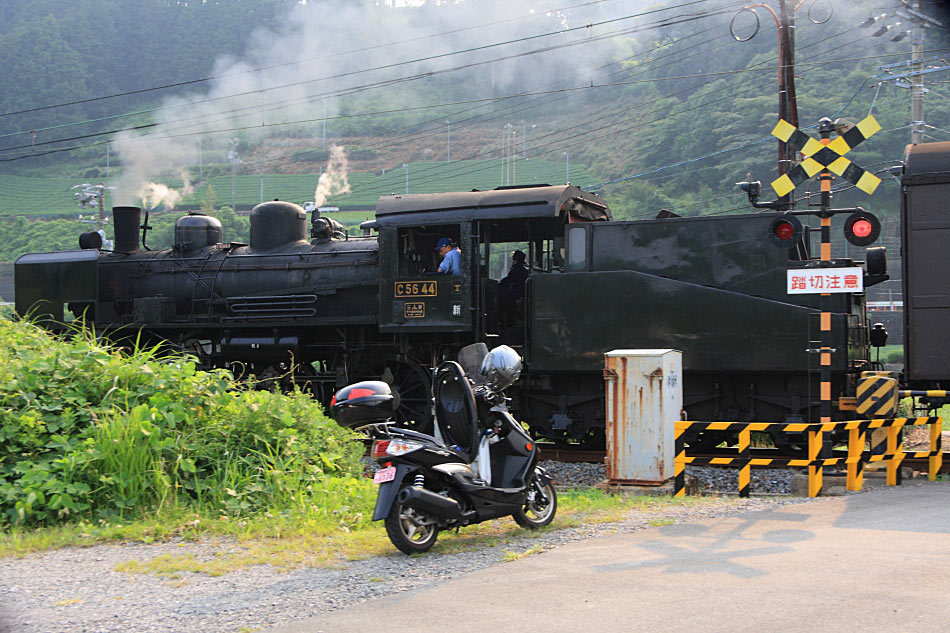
[112,206,142,253]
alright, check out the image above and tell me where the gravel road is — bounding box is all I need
[0,464,807,633]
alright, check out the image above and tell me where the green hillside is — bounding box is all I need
[0,159,589,216]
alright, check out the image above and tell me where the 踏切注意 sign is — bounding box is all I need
[787,267,863,294]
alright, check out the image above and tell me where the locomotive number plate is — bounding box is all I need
[404,302,425,318]
[395,281,437,297]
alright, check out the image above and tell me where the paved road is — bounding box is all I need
[270,482,950,633]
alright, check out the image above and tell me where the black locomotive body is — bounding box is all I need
[16,182,900,446]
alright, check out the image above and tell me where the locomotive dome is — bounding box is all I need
[249,200,308,251]
[175,212,223,254]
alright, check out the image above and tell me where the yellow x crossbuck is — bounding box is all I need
[770,115,882,197]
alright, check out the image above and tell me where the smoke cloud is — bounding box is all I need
[110,0,643,206]
[314,144,350,207]
[139,180,194,210]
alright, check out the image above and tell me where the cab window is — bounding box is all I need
[396,226,461,276]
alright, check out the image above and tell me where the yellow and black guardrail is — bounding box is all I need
[674,417,943,498]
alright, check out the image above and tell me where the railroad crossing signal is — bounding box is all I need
[769,115,883,197]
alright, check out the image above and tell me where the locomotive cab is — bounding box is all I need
[367,186,610,342]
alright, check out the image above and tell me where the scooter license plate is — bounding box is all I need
[373,466,396,484]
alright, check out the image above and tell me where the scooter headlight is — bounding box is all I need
[385,439,424,456]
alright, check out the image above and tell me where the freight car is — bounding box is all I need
[15,183,892,449]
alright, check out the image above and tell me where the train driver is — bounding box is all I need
[435,237,461,275]
[497,249,529,326]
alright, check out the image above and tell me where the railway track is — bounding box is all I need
[537,445,950,474]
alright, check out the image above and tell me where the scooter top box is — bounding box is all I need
[330,380,398,428]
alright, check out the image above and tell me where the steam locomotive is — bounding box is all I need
[15,143,950,448]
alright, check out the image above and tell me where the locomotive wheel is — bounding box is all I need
[356,357,433,433]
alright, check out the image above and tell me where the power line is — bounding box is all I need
[0,0,730,141]
[337,38,912,197]
[0,0,632,119]
[0,3,748,157]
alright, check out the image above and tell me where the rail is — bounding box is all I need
[674,417,943,498]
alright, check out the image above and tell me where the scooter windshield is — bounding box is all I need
[457,342,488,386]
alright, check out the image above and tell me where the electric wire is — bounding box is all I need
[0,0,733,141]
[0,4,749,159]
[0,0,634,119]
[345,34,900,196]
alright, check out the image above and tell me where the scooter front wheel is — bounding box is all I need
[512,475,557,529]
[385,489,440,555]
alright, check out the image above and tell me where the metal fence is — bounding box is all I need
[674,417,943,498]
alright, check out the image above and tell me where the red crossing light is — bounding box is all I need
[843,211,880,246]
[774,220,796,241]
[852,219,873,238]
[768,214,803,248]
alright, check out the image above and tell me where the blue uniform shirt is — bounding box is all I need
[439,248,461,275]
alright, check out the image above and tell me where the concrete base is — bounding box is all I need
[789,467,914,497]
[595,475,702,497]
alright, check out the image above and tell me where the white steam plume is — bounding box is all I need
[314,145,351,207]
[139,179,195,210]
[109,0,691,202]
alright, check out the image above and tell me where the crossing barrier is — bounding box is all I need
[673,417,943,498]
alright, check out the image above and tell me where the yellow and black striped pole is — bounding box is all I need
[808,427,823,497]
[900,390,950,398]
[818,118,834,439]
[930,419,943,480]
[846,425,865,491]
[674,425,686,497]
[738,429,751,498]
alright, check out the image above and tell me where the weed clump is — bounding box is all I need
[0,319,365,526]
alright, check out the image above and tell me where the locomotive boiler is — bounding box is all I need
[16,182,903,449]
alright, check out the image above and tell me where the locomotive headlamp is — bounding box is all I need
[768,214,803,248]
[843,210,881,246]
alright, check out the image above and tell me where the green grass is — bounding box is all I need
[0,159,592,216]
[0,488,718,575]
[874,344,903,364]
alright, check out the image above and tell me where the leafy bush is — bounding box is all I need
[0,318,364,526]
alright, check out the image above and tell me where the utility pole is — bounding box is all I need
[732,0,805,210]
[865,1,945,144]
[445,119,451,163]
[97,182,106,233]
[521,120,526,158]
[911,0,925,144]
[323,99,327,149]
[778,0,799,197]
[512,130,517,185]
[228,138,240,210]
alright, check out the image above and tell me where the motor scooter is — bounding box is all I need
[331,343,556,554]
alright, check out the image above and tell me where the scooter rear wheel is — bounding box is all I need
[385,491,440,555]
[512,475,557,529]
